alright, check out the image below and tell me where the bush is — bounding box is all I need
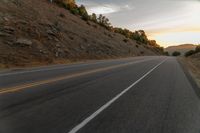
[55,0,76,9]
[123,39,128,43]
[90,13,97,23]
[59,13,65,18]
[78,5,87,16]
[185,50,195,57]
[195,45,200,53]
[164,51,169,56]
[184,45,200,57]
[172,51,181,56]
[81,13,89,21]
[70,8,79,15]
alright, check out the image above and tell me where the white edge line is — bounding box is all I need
[68,58,167,133]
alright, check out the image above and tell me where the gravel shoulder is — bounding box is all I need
[178,57,200,88]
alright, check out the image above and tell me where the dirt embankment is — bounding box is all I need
[0,0,160,69]
[179,53,200,88]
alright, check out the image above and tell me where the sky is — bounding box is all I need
[76,0,200,47]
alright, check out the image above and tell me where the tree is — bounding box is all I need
[148,40,158,47]
[55,0,77,9]
[70,8,79,15]
[90,13,97,22]
[97,14,103,24]
[78,5,88,16]
[185,45,200,57]
[164,51,169,56]
[185,50,195,57]
[172,51,181,56]
[131,31,140,41]
[195,44,200,53]
[137,30,148,44]
[97,14,111,28]
[78,5,89,21]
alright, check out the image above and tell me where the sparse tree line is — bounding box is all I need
[111,28,164,51]
[51,0,164,53]
[52,0,111,28]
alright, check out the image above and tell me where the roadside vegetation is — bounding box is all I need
[53,0,164,54]
[185,45,200,57]
[172,51,181,56]
[179,44,200,87]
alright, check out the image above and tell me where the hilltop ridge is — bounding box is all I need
[165,44,197,56]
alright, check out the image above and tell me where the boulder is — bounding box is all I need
[14,38,32,47]
[2,26,15,34]
[0,31,11,37]
[47,30,56,36]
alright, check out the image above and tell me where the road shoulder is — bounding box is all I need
[178,57,200,98]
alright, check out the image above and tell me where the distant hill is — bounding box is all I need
[165,44,197,56]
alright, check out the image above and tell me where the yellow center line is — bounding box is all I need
[0,59,150,95]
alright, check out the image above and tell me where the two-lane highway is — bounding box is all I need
[0,56,200,133]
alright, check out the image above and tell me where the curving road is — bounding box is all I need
[0,56,200,133]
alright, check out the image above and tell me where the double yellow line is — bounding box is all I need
[0,60,146,95]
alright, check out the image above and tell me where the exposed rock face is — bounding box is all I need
[1,26,15,34]
[14,38,32,47]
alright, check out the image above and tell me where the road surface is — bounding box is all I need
[0,56,200,133]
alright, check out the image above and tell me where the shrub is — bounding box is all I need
[86,21,91,25]
[136,41,141,45]
[55,0,76,9]
[70,8,79,15]
[172,51,181,56]
[78,5,87,16]
[123,39,128,43]
[195,45,200,53]
[81,14,89,21]
[93,25,98,28]
[69,36,74,40]
[97,14,111,28]
[108,34,113,38]
[90,13,97,23]
[185,50,195,57]
[164,51,169,56]
[59,13,65,18]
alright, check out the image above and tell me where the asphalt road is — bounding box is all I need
[0,56,200,133]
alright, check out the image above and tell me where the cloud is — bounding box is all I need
[86,4,134,15]
[77,0,134,15]
[87,5,120,14]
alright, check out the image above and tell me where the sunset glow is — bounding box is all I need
[149,32,200,47]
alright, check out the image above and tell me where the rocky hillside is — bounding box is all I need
[0,0,161,68]
[165,44,197,56]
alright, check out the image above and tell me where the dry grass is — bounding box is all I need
[179,57,200,87]
[0,0,158,69]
